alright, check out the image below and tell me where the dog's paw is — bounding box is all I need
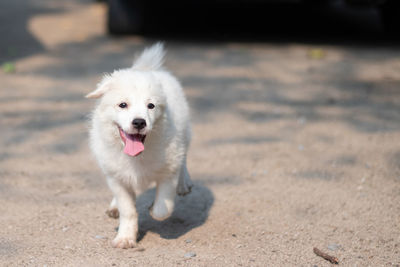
[112,236,137,249]
[176,180,193,196]
[149,202,173,221]
[106,208,119,219]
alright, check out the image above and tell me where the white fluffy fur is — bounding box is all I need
[87,43,192,249]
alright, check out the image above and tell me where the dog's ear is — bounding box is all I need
[85,76,112,99]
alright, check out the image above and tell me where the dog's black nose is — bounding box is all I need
[132,118,146,130]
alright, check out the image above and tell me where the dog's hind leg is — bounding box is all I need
[106,197,119,219]
[176,159,193,196]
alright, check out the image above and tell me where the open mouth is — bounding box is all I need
[118,128,146,157]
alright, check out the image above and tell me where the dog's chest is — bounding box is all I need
[109,143,166,177]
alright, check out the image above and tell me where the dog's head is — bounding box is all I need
[87,70,166,156]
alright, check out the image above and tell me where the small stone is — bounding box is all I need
[297,117,306,125]
[95,235,107,240]
[326,98,337,105]
[232,234,237,237]
[184,252,196,258]
[327,243,341,251]
[185,239,192,243]
[62,226,69,232]
[298,144,304,151]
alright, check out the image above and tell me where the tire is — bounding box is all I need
[107,0,146,35]
[380,0,400,35]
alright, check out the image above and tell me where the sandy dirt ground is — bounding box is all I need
[0,0,399,266]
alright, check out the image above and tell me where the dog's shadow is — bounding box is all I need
[136,183,214,241]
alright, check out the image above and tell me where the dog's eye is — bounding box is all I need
[147,103,155,109]
[119,102,128,108]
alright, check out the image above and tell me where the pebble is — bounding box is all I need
[185,239,192,243]
[297,117,307,125]
[184,252,196,258]
[327,243,341,251]
[251,170,268,177]
[95,235,107,240]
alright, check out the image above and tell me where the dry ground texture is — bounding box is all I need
[0,0,400,266]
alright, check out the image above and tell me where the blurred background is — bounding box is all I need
[0,0,399,265]
[1,0,399,65]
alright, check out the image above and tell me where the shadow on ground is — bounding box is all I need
[0,0,63,63]
[178,47,400,133]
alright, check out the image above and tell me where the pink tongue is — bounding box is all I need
[124,136,144,157]
[119,129,144,157]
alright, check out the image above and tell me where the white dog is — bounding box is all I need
[86,43,192,249]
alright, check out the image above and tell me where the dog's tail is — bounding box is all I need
[132,42,165,71]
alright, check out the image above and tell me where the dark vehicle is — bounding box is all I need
[106,0,399,34]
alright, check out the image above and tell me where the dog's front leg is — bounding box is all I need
[150,176,178,221]
[107,179,138,249]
